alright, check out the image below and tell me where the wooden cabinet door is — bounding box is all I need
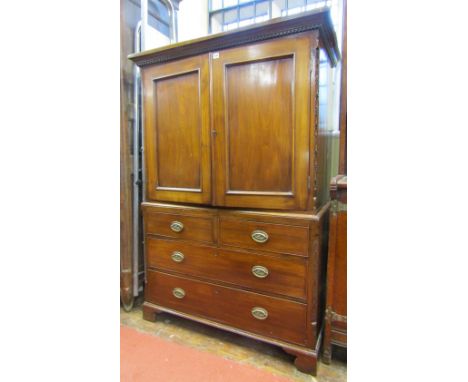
[142,54,211,204]
[212,35,312,210]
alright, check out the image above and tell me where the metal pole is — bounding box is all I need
[161,0,178,43]
[141,0,148,49]
[132,21,142,297]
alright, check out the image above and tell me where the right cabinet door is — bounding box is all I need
[212,35,312,210]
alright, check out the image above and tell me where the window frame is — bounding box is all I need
[208,0,335,34]
[208,0,274,33]
[207,0,343,134]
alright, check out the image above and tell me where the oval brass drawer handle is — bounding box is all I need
[251,307,268,320]
[172,288,185,299]
[251,265,269,278]
[171,251,185,263]
[170,221,184,233]
[251,230,269,243]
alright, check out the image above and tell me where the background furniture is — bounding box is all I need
[323,175,347,363]
[129,9,339,375]
[323,0,347,362]
[120,0,182,311]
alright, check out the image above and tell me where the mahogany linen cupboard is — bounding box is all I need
[129,9,340,375]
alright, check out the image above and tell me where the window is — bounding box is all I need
[129,0,173,49]
[209,0,340,34]
[210,1,271,33]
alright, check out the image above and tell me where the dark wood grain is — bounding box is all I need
[323,175,347,364]
[146,236,308,300]
[142,303,161,322]
[155,71,202,189]
[120,0,134,310]
[145,270,309,346]
[225,56,293,193]
[142,54,212,204]
[142,201,218,217]
[128,8,339,67]
[144,211,216,244]
[143,300,320,376]
[134,13,341,375]
[212,34,313,210]
[305,201,329,348]
[219,216,310,257]
[330,328,346,346]
[283,347,318,375]
[141,201,329,363]
[218,207,315,226]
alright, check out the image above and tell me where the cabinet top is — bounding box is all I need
[128,8,340,68]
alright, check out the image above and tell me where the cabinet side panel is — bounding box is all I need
[306,204,329,346]
[315,49,333,209]
[333,210,347,319]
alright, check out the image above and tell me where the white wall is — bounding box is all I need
[146,25,170,49]
[178,0,209,42]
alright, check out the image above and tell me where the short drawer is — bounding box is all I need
[219,217,309,257]
[146,270,309,346]
[144,211,215,244]
[146,237,307,300]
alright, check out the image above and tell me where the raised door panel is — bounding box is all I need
[142,55,211,204]
[212,35,312,210]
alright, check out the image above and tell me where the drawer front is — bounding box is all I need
[146,270,308,346]
[219,218,309,256]
[144,212,215,244]
[331,329,347,346]
[146,237,307,300]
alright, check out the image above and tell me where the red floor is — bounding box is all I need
[121,325,294,382]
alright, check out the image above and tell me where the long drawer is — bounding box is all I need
[146,237,307,300]
[144,211,215,244]
[219,217,309,257]
[146,270,308,346]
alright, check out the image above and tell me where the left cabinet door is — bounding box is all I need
[141,54,211,204]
